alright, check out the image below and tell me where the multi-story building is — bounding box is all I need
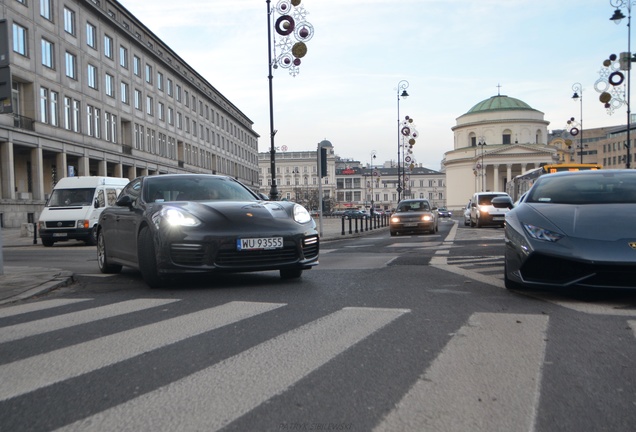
[259,140,446,213]
[0,0,259,227]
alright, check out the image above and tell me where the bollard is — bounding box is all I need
[33,222,38,244]
[341,217,345,235]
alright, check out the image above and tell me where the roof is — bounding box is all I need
[465,95,538,114]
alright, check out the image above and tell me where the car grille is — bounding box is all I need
[215,245,299,267]
[45,221,76,228]
[170,244,207,266]
[520,253,636,288]
[170,235,319,268]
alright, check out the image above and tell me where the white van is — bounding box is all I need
[38,176,130,246]
[469,191,511,228]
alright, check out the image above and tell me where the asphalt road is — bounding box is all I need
[1,218,636,432]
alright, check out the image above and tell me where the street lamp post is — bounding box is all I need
[610,0,633,168]
[396,80,409,202]
[478,136,486,191]
[266,0,315,199]
[572,83,584,163]
[370,151,376,213]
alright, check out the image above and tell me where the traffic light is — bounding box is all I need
[319,147,327,177]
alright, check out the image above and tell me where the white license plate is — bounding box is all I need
[492,217,504,221]
[53,233,68,237]
[404,223,418,227]
[237,237,283,251]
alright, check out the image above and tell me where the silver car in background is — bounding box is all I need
[504,169,636,290]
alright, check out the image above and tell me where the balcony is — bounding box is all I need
[13,114,35,131]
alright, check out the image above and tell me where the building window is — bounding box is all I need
[133,55,141,76]
[176,84,181,102]
[104,35,113,59]
[145,64,152,84]
[12,23,27,56]
[41,38,54,68]
[168,107,174,125]
[87,64,98,89]
[157,72,163,91]
[86,23,96,49]
[158,102,165,120]
[135,123,144,150]
[105,112,117,143]
[87,105,101,138]
[105,73,115,97]
[40,0,52,21]
[120,81,129,104]
[167,78,173,97]
[39,87,49,123]
[64,7,76,36]
[65,52,77,79]
[119,46,128,69]
[146,96,153,116]
[50,90,59,127]
[502,133,511,144]
[134,89,142,110]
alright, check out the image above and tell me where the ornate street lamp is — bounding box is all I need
[571,83,584,163]
[477,136,486,192]
[396,80,409,202]
[266,0,315,199]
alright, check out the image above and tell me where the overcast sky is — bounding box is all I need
[121,0,630,171]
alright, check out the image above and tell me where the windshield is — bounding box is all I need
[526,172,636,204]
[47,188,96,207]
[396,201,430,212]
[144,176,259,202]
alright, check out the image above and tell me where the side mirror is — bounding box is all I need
[116,195,133,207]
[257,193,269,200]
[94,198,100,209]
[491,196,514,209]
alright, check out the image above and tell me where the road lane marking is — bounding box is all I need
[0,299,179,343]
[60,307,410,432]
[0,301,285,401]
[375,313,549,432]
[0,299,91,319]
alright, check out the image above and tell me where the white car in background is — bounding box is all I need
[463,201,472,226]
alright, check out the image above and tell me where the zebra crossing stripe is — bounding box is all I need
[0,299,91,319]
[59,307,410,432]
[0,301,285,401]
[0,299,179,343]
[374,313,549,432]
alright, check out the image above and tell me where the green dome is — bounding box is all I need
[466,95,535,114]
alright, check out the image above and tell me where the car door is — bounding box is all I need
[116,178,143,264]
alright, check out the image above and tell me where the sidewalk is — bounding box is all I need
[0,217,387,305]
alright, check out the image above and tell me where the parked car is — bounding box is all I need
[437,208,452,218]
[504,169,636,290]
[463,201,472,226]
[469,191,512,228]
[96,174,319,288]
[342,209,367,219]
[389,199,438,236]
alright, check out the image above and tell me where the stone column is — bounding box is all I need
[493,164,500,191]
[506,164,512,189]
[30,147,44,200]
[0,140,16,199]
[98,158,107,176]
[78,156,90,176]
[56,152,67,184]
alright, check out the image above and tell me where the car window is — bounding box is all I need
[477,194,506,205]
[526,172,636,204]
[144,176,257,202]
[397,201,430,212]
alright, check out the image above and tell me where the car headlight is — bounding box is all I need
[390,216,400,223]
[522,223,564,242]
[293,204,312,223]
[155,207,201,227]
[421,215,432,221]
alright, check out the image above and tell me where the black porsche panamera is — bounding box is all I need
[97,174,319,287]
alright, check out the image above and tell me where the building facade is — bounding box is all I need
[259,140,446,213]
[0,0,259,227]
[443,94,554,210]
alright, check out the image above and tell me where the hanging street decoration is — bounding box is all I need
[272,0,315,77]
[595,53,630,115]
[400,116,418,194]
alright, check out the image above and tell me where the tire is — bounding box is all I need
[138,226,166,288]
[390,231,397,236]
[41,238,54,247]
[476,216,482,228]
[280,268,303,279]
[97,229,122,274]
[85,227,97,246]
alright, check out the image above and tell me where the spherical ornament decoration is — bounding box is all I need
[409,138,416,145]
[609,71,625,86]
[401,126,411,136]
[291,0,301,5]
[291,42,307,58]
[599,92,612,104]
[275,15,295,36]
[570,127,579,136]
[295,23,314,41]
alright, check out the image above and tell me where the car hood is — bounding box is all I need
[525,203,636,241]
